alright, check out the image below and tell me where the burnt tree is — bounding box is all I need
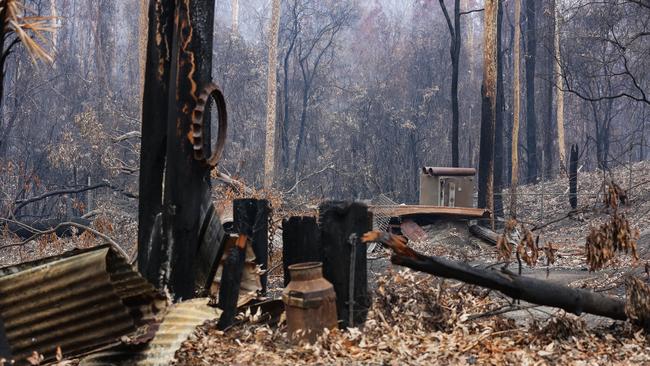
[478,0,498,227]
[524,0,538,183]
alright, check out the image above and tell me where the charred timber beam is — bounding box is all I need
[137,0,175,284]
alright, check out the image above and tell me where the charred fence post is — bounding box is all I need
[319,201,371,328]
[216,237,247,330]
[282,216,322,286]
[233,199,270,294]
[569,144,579,209]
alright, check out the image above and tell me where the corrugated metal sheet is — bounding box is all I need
[421,167,476,176]
[0,245,164,365]
[79,298,221,366]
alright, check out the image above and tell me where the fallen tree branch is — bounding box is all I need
[0,218,129,259]
[213,171,255,195]
[13,182,137,214]
[362,231,627,321]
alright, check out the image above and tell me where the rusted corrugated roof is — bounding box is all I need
[421,167,476,176]
[369,205,489,219]
[0,245,164,364]
[79,298,220,366]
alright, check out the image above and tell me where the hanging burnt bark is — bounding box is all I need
[137,0,175,286]
[569,144,579,209]
[319,201,371,328]
[161,0,216,299]
[282,216,322,286]
[233,199,270,294]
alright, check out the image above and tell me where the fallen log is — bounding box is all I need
[362,231,627,321]
[469,224,498,245]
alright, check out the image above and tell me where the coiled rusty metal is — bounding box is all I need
[190,83,228,169]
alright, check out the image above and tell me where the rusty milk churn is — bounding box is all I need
[282,262,338,343]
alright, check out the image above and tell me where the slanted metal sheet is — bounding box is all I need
[0,245,162,364]
[80,298,221,366]
[369,205,489,219]
[421,167,476,176]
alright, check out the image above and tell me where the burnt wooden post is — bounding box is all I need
[319,201,371,328]
[216,239,247,330]
[162,0,216,299]
[233,199,270,294]
[569,144,579,210]
[137,0,175,287]
[137,0,217,299]
[282,216,321,286]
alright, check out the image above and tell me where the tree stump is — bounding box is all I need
[570,144,579,209]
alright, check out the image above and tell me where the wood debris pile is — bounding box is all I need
[174,271,650,365]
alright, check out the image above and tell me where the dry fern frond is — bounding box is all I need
[625,276,650,330]
[585,213,639,271]
[2,0,58,63]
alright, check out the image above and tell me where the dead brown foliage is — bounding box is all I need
[625,276,650,330]
[585,213,639,271]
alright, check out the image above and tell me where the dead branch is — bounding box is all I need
[13,182,137,214]
[112,130,142,142]
[0,218,129,259]
[213,170,255,195]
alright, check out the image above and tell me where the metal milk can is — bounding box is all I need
[282,262,338,343]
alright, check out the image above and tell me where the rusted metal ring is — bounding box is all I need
[190,83,228,169]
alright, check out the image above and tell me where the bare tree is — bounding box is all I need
[511,0,522,218]
[524,0,538,183]
[264,0,281,189]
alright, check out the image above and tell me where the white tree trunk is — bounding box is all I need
[554,2,566,172]
[231,0,239,34]
[263,0,281,189]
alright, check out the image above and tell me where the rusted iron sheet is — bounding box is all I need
[421,167,476,176]
[79,298,220,366]
[0,245,163,364]
[369,205,489,219]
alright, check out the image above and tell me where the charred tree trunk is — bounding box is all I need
[511,0,522,218]
[319,201,371,328]
[233,199,270,294]
[569,144,578,209]
[137,0,175,286]
[282,216,322,286]
[478,0,498,228]
[543,0,555,179]
[524,0,538,183]
[160,0,216,299]
[494,0,505,219]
